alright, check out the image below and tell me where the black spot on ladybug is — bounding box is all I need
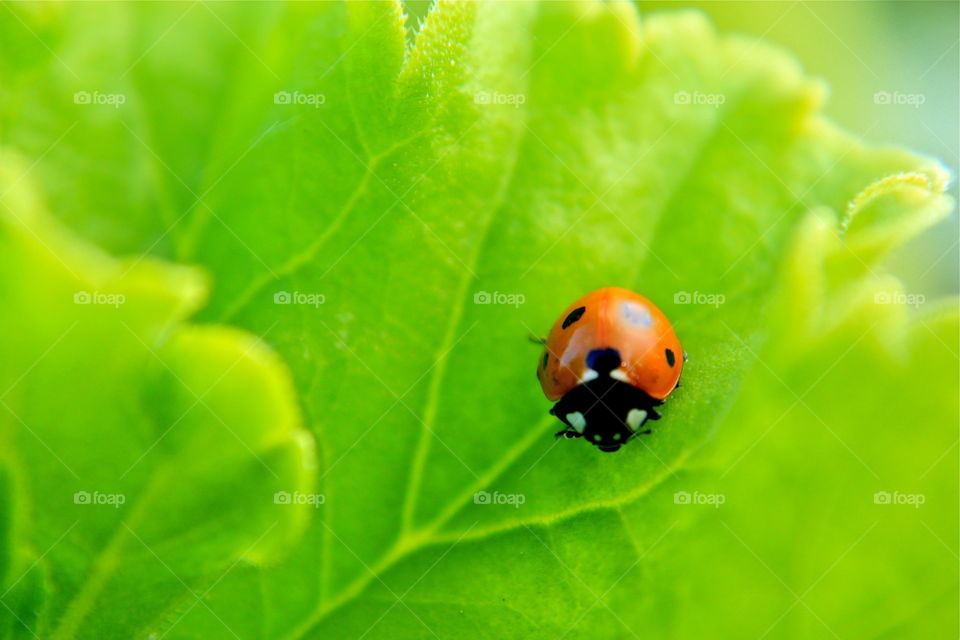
[542,352,549,371]
[665,348,676,367]
[586,348,621,373]
[562,306,586,329]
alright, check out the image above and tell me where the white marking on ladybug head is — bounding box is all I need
[565,412,586,433]
[613,432,622,441]
[579,370,599,383]
[626,409,647,431]
[610,368,630,383]
[592,434,602,442]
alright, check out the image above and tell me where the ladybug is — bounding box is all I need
[536,287,684,452]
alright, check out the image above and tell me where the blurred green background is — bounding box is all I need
[5,0,958,295]
[415,0,960,297]
[414,0,960,296]
[646,1,959,298]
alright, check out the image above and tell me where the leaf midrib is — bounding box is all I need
[50,471,167,640]
[397,119,529,535]
[281,431,705,640]
[283,30,764,640]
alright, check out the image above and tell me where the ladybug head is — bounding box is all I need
[550,374,661,452]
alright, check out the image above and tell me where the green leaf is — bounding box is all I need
[0,156,316,639]
[0,1,324,256]
[0,1,955,638]
[0,464,47,640]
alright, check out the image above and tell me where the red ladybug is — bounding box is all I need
[536,287,684,452]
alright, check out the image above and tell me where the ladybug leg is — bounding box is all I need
[626,428,652,444]
[633,408,658,437]
[554,428,581,439]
